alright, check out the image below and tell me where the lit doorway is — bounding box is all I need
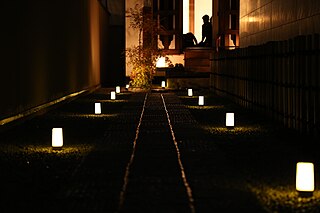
[183,0,212,42]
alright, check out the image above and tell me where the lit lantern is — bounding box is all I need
[52,128,63,148]
[161,81,166,88]
[296,162,314,193]
[188,89,193,97]
[126,84,129,89]
[226,113,235,128]
[95,103,101,114]
[111,91,116,100]
[198,96,204,106]
[116,86,121,94]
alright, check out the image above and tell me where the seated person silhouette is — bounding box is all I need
[182,32,198,49]
[198,14,212,47]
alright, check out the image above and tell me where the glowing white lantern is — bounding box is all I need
[126,84,129,89]
[95,103,101,114]
[111,91,116,100]
[161,81,166,88]
[296,162,314,192]
[188,89,193,97]
[226,113,235,128]
[198,96,204,106]
[52,128,63,148]
[116,86,121,93]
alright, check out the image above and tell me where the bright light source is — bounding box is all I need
[111,91,116,100]
[156,57,166,67]
[116,86,121,94]
[126,84,129,89]
[194,0,212,43]
[95,103,101,114]
[188,89,193,97]
[52,128,63,148]
[226,113,235,128]
[161,81,166,88]
[183,0,189,33]
[296,162,314,192]
[198,96,204,105]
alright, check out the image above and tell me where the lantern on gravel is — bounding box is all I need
[52,128,63,148]
[188,89,193,97]
[111,91,116,100]
[116,86,121,94]
[161,80,166,88]
[198,96,204,106]
[226,113,235,128]
[95,103,101,114]
[296,162,314,194]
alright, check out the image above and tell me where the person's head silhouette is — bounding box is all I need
[202,15,209,23]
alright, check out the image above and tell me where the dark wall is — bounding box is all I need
[212,34,320,138]
[0,0,109,121]
[102,0,126,87]
[103,25,126,87]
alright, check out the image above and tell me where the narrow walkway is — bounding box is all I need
[57,92,147,212]
[0,89,319,213]
[118,93,194,212]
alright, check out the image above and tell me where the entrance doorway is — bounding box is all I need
[183,0,212,42]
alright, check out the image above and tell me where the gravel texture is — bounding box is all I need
[0,87,319,213]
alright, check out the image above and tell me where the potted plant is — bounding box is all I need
[126,4,171,90]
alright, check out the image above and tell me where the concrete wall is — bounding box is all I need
[240,0,320,47]
[104,0,125,87]
[0,0,109,121]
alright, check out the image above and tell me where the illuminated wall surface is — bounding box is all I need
[183,0,212,42]
[0,0,108,121]
[194,0,212,42]
[240,0,320,47]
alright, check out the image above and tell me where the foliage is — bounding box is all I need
[126,4,171,89]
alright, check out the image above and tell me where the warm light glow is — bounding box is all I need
[248,17,259,23]
[52,128,63,148]
[116,86,121,93]
[183,0,189,33]
[188,89,193,97]
[198,96,204,105]
[95,103,101,114]
[228,35,236,50]
[296,162,315,192]
[89,0,100,85]
[111,91,116,100]
[156,57,166,68]
[194,0,212,42]
[126,84,129,89]
[161,81,166,88]
[226,113,235,127]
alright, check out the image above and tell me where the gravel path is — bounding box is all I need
[0,88,319,213]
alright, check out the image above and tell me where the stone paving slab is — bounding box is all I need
[120,93,191,213]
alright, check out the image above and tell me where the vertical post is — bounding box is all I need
[189,0,194,34]
[212,0,219,50]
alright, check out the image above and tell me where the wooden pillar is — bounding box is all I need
[212,0,219,48]
[189,0,194,33]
